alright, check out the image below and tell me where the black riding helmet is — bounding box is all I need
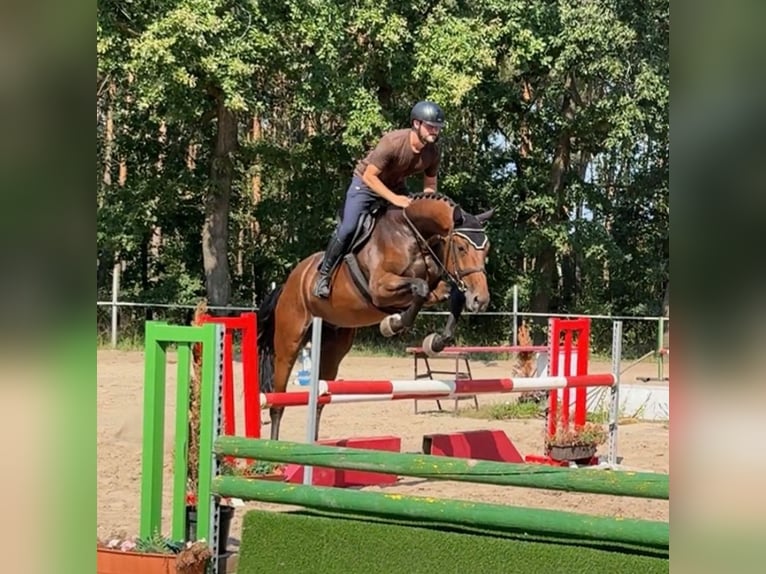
[410,100,445,128]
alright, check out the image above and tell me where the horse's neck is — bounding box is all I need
[403,198,453,238]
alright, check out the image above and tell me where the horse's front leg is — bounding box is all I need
[373,275,430,337]
[424,279,451,307]
[423,285,466,355]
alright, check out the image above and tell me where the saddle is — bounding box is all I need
[333,203,403,312]
[335,203,386,254]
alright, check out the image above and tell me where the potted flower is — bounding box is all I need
[545,421,608,463]
[184,492,236,557]
[96,532,212,574]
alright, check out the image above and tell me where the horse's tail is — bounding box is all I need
[256,284,284,393]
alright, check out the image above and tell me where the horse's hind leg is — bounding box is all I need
[313,326,356,441]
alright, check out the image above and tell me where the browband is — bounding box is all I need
[453,228,488,250]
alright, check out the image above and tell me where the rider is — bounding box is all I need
[313,100,446,298]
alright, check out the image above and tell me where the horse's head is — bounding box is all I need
[403,194,493,312]
[447,206,493,312]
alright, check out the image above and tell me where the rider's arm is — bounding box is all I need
[362,164,401,204]
[423,150,440,194]
[423,174,437,194]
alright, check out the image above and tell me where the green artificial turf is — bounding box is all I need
[238,509,669,574]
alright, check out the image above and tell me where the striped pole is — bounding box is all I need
[259,375,615,408]
[547,318,591,437]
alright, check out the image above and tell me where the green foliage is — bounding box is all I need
[546,422,609,448]
[220,459,284,476]
[135,531,181,554]
[97,0,669,354]
[457,400,543,421]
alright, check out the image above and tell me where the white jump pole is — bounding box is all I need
[607,320,622,466]
[303,316,323,485]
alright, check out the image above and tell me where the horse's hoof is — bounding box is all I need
[423,333,445,356]
[379,314,401,337]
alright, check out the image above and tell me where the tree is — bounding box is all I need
[97,0,669,356]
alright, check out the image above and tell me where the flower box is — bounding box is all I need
[97,536,211,574]
[97,547,175,574]
[96,547,208,574]
[548,443,598,463]
[545,420,606,464]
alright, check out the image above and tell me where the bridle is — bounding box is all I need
[402,211,488,293]
[444,228,488,292]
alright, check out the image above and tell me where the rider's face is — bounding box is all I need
[417,120,442,143]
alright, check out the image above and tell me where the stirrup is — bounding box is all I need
[313,274,331,298]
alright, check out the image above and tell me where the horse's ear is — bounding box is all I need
[453,206,465,225]
[476,209,495,224]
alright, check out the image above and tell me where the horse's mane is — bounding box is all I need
[408,191,456,205]
[399,192,459,235]
[408,192,458,208]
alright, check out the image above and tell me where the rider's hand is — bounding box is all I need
[392,195,412,209]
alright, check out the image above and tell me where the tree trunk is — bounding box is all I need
[101,83,123,319]
[102,83,115,188]
[236,228,245,278]
[530,248,557,313]
[519,78,534,161]
[562,152,591,307]
[202,94,237,308]
[530,75,575,317]
[250,116,262,204]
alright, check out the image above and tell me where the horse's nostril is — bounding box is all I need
[466,293,486,312]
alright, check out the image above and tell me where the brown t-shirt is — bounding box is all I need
[353,129,440,193]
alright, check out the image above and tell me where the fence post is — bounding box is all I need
[608,320,623,466]
[657,317,665,381]
[512,285,518,346]
[111,262,120,347]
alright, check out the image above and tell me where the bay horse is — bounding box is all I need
[257,192,493,440]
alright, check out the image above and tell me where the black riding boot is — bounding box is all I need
[313,234,347,298]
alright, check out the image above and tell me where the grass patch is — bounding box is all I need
[586,410,609,423]
[586,410,656,426]
[239,509,669,573]
[456,400,543,420]
[96,334,146,351]
[346,345,405,358]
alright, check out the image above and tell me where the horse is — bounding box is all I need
[256,192,494,440]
